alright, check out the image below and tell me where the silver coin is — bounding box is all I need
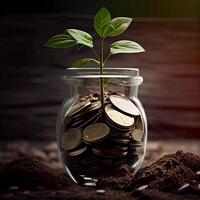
[105,104,135,128]
[110,95,140,116]
[96,189,106,194]
[113,145,129,151]
[72,100,101,120]
[134,185,148,192]
[129,141,143,147]
[89,101,101,110]
[70,118,85,127]
[68,146,87,157]
[131,129,144,142]
[196,171,200,175]
[83,123,110,143]
[61,128,82,151]
[67,100,91,117]
[92,147,128,158]
[177,183,190,193]
[110,129,131,138]
[106,116,132,132]
[110,137,130,145]
[70,101,102,127]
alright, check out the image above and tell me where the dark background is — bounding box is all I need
[1,0,200,18]
[0,0,200,140]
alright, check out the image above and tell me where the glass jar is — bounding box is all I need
[56,68,147,186]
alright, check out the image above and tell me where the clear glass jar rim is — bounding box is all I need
[63,67,141,79]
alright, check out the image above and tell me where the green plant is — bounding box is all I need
[44,7,145,108]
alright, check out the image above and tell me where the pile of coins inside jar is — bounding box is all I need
[61,93,144,176]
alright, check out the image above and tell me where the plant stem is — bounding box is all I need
[91,47,99,60]
[104,53,112,65]
[100,38,104,109]
[100,38,104,74]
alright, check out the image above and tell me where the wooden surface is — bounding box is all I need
[0,15,200,140]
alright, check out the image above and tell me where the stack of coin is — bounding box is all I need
[61,128,87,157]
[129,127,144,158]
[61,93,145,176]
[66,98,102,128]
[105,95,144,161]
[105,104,135,130]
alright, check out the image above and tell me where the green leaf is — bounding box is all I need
[44,34,76,48]
[94,7,111,38]
[72,58,99,68]
[66,29,93,48]
[110,40,145,54]
[108,17,132,37]
[103,78,111,88]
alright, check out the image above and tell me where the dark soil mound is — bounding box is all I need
[128,151,200,194]
[1,151,200,200]
[0,156,72,190]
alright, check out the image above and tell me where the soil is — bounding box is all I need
[0,150,199,200]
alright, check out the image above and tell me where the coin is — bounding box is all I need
[110,95,140,116]
[94,112,104,123]
[105,104,135,128]
[61,128,82,151]
[96,189,106,194]
[134,185,148,192]
[83,123,110,143]
[113,145,129,151]
[95,143,129,151]
[111,132,131,139]
[196,171,200,175]
[131,129,144,142]
[72,101,101,121]
[70,103,102,128]
[110,137,130,145]
[68,145,87,156]
[88,101,101,111]
[70,118,85,127]
[110,128,131,138]
[106,116,132,132]
[67,100,91,117]
[177,183,190,194]
[92,147,128,158]
[129,141,143,148]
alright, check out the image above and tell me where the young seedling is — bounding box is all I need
[44,7,145,108]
